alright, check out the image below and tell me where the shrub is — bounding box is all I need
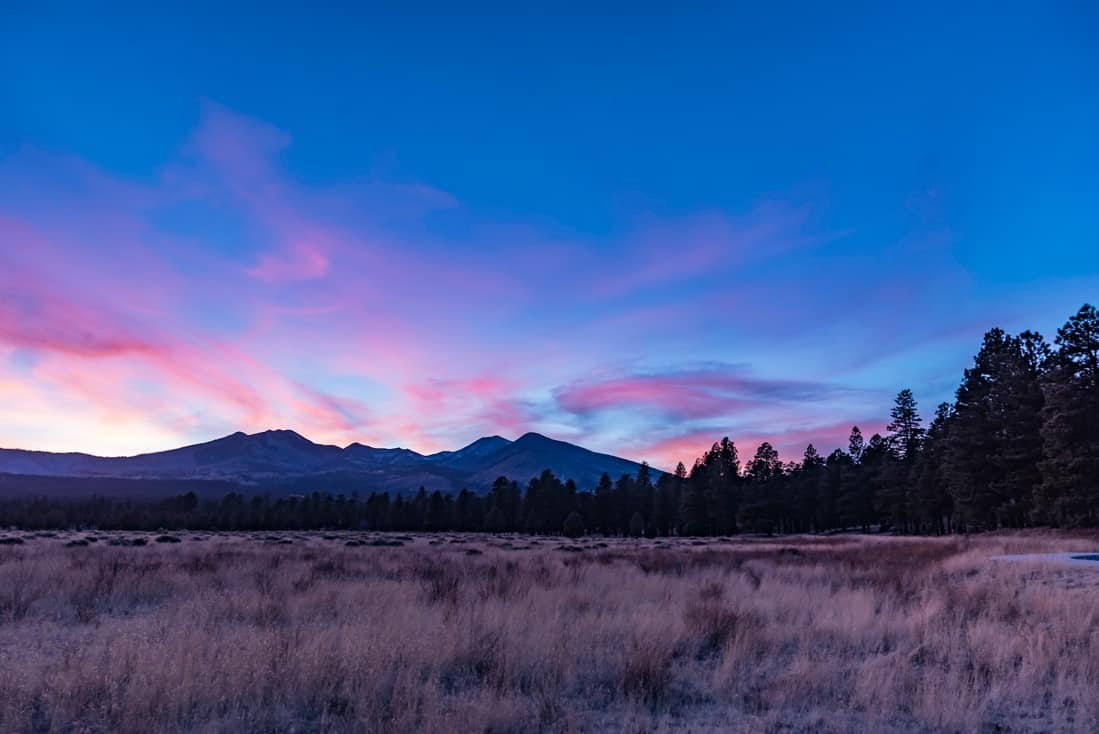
[562,511,585,538]
[683,602,745,657]
[155,535,182,544]
[417,563,463,605]
[621,639,674,703]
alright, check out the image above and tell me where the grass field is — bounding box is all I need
[1,530,1098,733]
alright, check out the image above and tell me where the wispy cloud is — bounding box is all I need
[247,242,330,283]
[554,364,855,421]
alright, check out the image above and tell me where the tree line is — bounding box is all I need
[1,304,1096,535]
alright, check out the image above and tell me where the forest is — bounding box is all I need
[2,304,1096,536]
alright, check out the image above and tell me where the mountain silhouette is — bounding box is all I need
[0,430,659,496]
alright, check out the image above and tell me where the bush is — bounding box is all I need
[112,537,149,547]
[621,639,674,703]
[155,535,182,544]
[683,602,748,657]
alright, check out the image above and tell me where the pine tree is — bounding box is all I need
[487,476,520,532]
[1037,305,1099,526]
[614,474,636,533]
[635,463,655,531]
[878,390,923,531]
[858,433,890,530]
[990,331,1047,527]
[793,444,824,532]
[946,329,1047,529]
[691,438,740,535]
[653,472,678,536]
[820,448,851,530]
[679,460,709,536]
[739,442,782,533]
[848,426,865,464]
[887,389,925,461]
[912,402,953,534]
[835,427,869,529]
[594,472,615,534]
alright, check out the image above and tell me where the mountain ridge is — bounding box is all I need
[0,430,661,496]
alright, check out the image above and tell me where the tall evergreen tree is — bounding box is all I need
[847,426,865,464]
[858,433,890,530]
[875,391,923,531]
[698,438,740,535]
[594,472,615,534]
[739,442,782,533]
[487,476,521,532]
[653,472,679,536]
[887,389,925,461]
[792,444,824,532]
[820,448,851,530]
[946,329,1047,529]
[912,402,953,534]
[679,459,709,535]
[1037,305,1099,526]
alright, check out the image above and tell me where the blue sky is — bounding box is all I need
[1,2,1097,465]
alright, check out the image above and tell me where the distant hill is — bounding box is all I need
[0,430,660,497]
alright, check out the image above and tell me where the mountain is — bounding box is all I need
[0,430,660,497]
[425,436,512,468]
[462,433,649,490]
[0,430,345,480]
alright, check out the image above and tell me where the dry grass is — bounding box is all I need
[1,531,1099,733]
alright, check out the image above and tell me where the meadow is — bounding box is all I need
[1,531,1098,733]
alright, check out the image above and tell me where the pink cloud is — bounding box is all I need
[731,420,887,465]
[290,383,374,435]
[400,376,534,443]
[555,366,851,421]
[0,217,391,451]
[626,420,887,472]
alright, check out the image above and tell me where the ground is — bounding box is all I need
[1,530,1098,733]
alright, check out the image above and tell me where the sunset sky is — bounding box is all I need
[2,3,1097,468]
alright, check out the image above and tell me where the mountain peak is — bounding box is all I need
[515,431,556,445]
[461,435,511,450]
[253,428,308,439]
[248,429,322,447]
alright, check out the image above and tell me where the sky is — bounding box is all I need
[1,2,1097,469]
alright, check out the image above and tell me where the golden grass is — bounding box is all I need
[1,531,1098,733]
